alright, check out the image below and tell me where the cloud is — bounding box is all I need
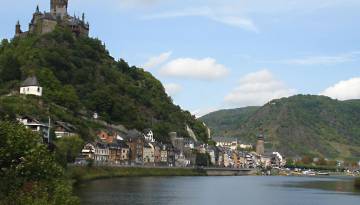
[224,70,296,107]
[164,83,182,96]
[143,51,172,69]
[279,52,360,66]
[159,57,229,80]
[144,7,259,32]
[320,77,360,100]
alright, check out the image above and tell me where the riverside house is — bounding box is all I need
[108,141,130,164]
[143,143,155,165]
[94,142,109,162]
[126,130,145,165]
[81,143,95,160]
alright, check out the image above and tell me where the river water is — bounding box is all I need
[77,176,360,205]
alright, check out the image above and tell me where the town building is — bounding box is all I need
[126,130,145,164]
[256,132,265,156]
[54,121,76,138]
[17,116,50,142]
[81,143,95,160]
[143,143,155,165]
[97,130,115,144]
[15,0,89,38]
[94,142,109,162]
[213,137,239,150]
[108,141,130,164]
[170,132,185,153]
[143,129,155,142]
[160,145,169,164]
[153,143,162,165]
[20,76,43,97]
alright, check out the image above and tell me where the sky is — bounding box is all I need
[1,0,360,116]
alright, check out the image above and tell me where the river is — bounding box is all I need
[77,176,360,205]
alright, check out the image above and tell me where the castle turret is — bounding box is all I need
[50,0,68,19]
[15,21,22,37]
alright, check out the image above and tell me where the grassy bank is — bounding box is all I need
[68,166,207,183]
[355,178,360,189]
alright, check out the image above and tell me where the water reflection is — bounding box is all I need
[282,176,360,195]
[77,176,360,205]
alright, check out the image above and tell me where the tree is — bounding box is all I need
[196,153,211,167]
[0,121,79,204]
[54,135,84,167]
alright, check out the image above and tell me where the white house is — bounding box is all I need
[94,142,109,162]
[143,143,155,164]
[143,129,155,143]
[81,143,95,160]
[20,76,42,96]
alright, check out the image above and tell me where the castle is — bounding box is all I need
[15,0,89,38]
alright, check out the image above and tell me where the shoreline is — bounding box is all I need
[68,166,208,183]
[68,166,358,184]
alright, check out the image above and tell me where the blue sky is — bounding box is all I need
[1,0,360,116]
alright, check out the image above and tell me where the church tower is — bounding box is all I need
[50,0,68,19]
[256,128,265,156]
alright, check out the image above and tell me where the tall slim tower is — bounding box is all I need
[15,21,22,37]
[256,129,265,156]
[50,0,68,18]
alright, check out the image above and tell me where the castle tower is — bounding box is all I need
[50,0,68,19]
[15,21,22,37]
[256,129,265,156]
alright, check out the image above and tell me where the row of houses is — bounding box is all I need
[79,129,196,167]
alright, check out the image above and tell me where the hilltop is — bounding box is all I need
[201,95,360,159]
[0,27,207,142]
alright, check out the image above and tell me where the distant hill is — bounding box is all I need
[201,95,360,159]
[0,27,207,143]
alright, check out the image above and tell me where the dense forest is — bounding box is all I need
[201,95,360,159]
[0,27,207,142]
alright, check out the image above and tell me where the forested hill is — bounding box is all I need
[201,95,360,159]
[0,27,207,142]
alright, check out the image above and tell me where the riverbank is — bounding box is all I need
[355,178,360,189]
[68,166,207,183]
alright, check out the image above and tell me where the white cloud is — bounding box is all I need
[159,58,229,80]
[144,7,259,32]
[279,52,360,66]
[320,77,360,100]
[164,83,182,96]
[224,70,296,107]
[143,51,172,69]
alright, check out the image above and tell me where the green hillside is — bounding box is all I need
[200,106,259,137]
[201,95,360,159]
[0,27,207,142]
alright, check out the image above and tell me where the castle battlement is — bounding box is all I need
[15,0,89,38]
